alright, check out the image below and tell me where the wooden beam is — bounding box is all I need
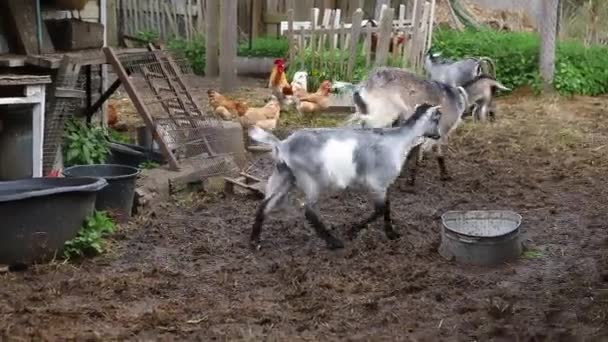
[219,0,238,92]
[55,88,87,99]
[263,13,287,24]
[251,0,263,38]
[6,0,55,54]
[80,77,122,119]
[205,0,220,77]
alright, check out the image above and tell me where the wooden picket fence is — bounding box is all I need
[117,0,204,41]
[284,0,436,83]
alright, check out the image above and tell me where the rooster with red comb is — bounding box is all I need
[268,58,296,110]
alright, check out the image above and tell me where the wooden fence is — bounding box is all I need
[285,0,435,83]
[117,0,204,41]
[115,0,427,42]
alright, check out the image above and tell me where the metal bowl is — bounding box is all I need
[438,210,523,266]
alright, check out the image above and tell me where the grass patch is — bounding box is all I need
[522,249,544,259]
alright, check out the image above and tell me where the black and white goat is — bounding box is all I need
[348,67,468,185]
[248,104,443,250]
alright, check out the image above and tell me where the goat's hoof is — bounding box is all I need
[347,227,362,240]
[326,237,345,250]
[249,239,262,251]
[385,230,401,240]
[440,175,453,182]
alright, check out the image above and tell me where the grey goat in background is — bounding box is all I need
[424,50,499,119]
[349,67,468,185]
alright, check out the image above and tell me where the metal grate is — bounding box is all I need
[114,49,239,177]
[42,58,82,174]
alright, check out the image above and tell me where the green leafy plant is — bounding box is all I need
[108,129,132,144]
[238,37,289,57]
[135,30,160,45]
[63,118,110,166]
[168,34,206,75]
[139,160,159,169]
[63,211,116,260]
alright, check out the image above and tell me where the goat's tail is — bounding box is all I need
[249,126,280,147]
[489,79,511,92]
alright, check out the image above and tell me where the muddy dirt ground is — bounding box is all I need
[1,77,608,341]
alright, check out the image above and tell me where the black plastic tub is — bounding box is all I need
[107,141,165,168]
[63,164,140,223]
[0,177,107,266]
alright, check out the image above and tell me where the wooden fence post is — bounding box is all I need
[375,7,394,67]
[220,0,238,91]
[287,9,295,63]
[205,0,220,77]
[347,8,363,80]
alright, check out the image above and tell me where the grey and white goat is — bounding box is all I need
[248,104,443,250]
[349,67,468,184]
[424,50,499,119]
[461,75,510,122]
[424,51,496,87]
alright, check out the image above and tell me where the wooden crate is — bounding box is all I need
[46,19,104,51]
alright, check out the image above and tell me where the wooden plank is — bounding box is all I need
[365,20,372,67]
[263,13,287,24]
[197,0,204,34]
[309,8,319,73]
[374,0,390,21]
[219,0,238,92]
[134,0,140,32]
[205,0,220,77]
[375,7,394,67]
[408,0,423,66]
[118,0,131,34]
[427,0,436,49]
[417,1,431,70]
[31,84,45,178]
[332,9,341,48]
[106,0,118,46]
[55,88,87,99]
[6,0,54,54]
[46,19,104,51]
[0,55,27,67]
[186,0,192,40]
[104,47,180,171]
[164,3,178,37]
[251,0,263,38]
[157,0,166,40]
[287,9,295,63]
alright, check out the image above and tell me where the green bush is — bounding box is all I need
[238,37,289,57]
[166,36,289,75]
[431,28,539,91]
[432,28,608,96]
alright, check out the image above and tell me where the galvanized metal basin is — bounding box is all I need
[438,210,523,266]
